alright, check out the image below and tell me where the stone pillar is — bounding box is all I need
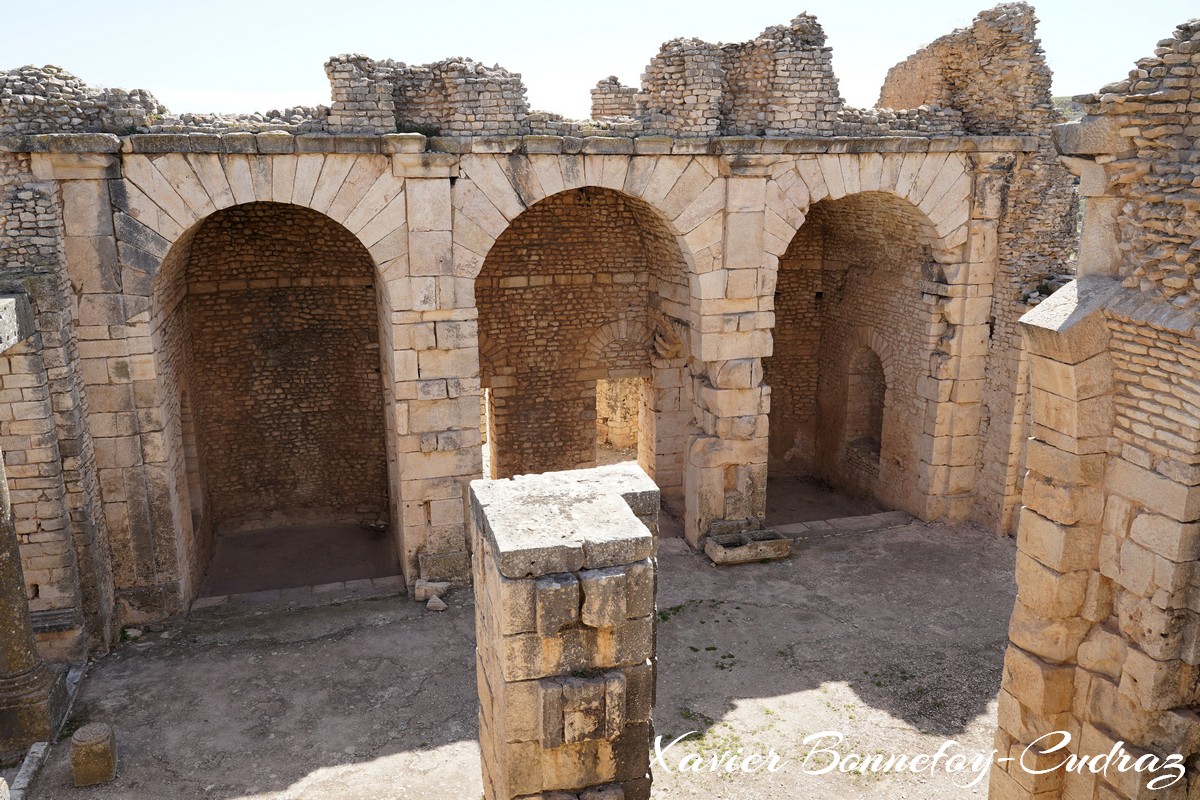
[685,157,773,548]
[913,152,1011,522]
[0,294,67,762]
[472,464,658,800]
[390,149,479,589]
[35,148,165,623]
[991,277,1119,799]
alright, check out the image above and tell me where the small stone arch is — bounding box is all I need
[579,319,654,376]
[843,327,897,391]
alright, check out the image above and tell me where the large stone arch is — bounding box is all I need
[89,153,413,607]
[471,180,700,509]
[761,168,985,520]
[450,152,722,313]
[762,152,973,267]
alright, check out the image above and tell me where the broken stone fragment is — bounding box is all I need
[426,595,448,612]
[413,579,450,602]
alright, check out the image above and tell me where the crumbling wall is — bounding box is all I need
[882,3,1078,533]
[0,66,162,134]
[590,77,639,120]
[639,38,724,137]
[386,58,528,136]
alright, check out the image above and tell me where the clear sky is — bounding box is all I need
[3,0,1195,119]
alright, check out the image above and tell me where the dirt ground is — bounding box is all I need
[29,520,1016,800]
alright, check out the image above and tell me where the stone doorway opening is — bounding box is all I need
[764,191,936,523]
[150,202,398,600]
[475,186,697,510]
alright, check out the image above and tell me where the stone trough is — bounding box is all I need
[703,529,790,565]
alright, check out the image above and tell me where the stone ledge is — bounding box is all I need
[0,132,1038,156]
[775,510,914,539]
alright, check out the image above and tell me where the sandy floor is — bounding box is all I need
[30,520,1015,800]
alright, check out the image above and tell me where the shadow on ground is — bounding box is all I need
[31,520,1015,800]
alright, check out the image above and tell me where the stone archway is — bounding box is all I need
[474,186,695,509]
[149,202,396,599]
[764,190,944,515]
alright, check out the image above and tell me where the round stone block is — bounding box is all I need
[70,722,117,787]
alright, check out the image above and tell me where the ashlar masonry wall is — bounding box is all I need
[993,17,1200,800]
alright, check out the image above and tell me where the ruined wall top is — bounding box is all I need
[1,4,1061,144]
[1059,18,1200,310]
[878,3,1059,136]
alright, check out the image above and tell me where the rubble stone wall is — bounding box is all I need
[172,202,388,533]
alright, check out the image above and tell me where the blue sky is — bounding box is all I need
[3,0,1195,118]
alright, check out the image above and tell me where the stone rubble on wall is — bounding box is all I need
[1074,19,1200,308]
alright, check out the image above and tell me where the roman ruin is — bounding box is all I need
[0,2,1194,798]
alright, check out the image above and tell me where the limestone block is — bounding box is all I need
[1025,440,1106,486]
[1003,645,1075,713]
[1118,647,1193,712]
[1008,601,1091,664]
[1014,552,1087,618]
[536,574,580,636]
[71,723,117,787]
[414,578,450,601]
[1130,513,1200,563]
[1077,626,1127,681]
[579,568,628,628]
[1108,459,1200,524]
[996,689,1070,745]
[1028,352,1112,401]
[1019,277,1120,365]
[1017,508,1099,573]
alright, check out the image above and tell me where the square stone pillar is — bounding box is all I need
[684,159,774,548]
[991,277,1121,799]
[471,463,658,800]
[391,152,480,589]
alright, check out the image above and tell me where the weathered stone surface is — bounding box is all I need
[70,722,117,787]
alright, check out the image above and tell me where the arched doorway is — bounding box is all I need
[475,186,695,510]
[150,202,396,597]
[765,191,934,517]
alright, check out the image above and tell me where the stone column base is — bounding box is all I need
[0,663,68,766]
